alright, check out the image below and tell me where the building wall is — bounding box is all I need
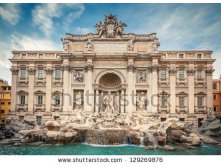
[213,79,221,114]
[0,79,11,126]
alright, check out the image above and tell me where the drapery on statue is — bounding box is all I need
[116,21,127,36]
[75,92,83,109]
[85,38,94,52]
[103,91,115,113]
[95,21,104,37]
[128,38,135,52]
[136,92,147,111]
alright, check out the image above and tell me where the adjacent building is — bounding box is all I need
[213,76,221,115]
[0,79,11,126]
[9,15,215,130]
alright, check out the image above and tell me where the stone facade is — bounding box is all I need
[213,77,221,114]
[10,15,215,131]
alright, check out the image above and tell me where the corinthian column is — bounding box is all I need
[151,65,158,113]
[45,66,53,113]
[62,64,70,112]
[10,66,18,113]
[126,64,136,115]
[169,68,176,114]
[187,66,195,114]
[206,68,214,112]
[84,64,94,112]
[27,65,35,113]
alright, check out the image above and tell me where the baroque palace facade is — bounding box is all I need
[10,15,215,129]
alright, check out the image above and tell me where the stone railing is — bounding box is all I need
[35,78,46,86]
[176,106,188,114]
[194,78,206,86]
[52,78,63,85]
[194,106,207,114]
[18,78,28,85]
[34,104,45,112]
[176,78,188,86]
[16,104,28,111]
[51,105,63,112]
[158,78,169,86]
[158,106,170,114]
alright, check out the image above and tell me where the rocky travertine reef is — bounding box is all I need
[0,111,211,150]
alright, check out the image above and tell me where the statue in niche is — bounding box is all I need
[73,70,84,82]
[75,92,83,110]
[137,71,146,82]
[85,38,94,52]
[136,92,147,111]
[95,21,104,37]
[103,91,115,113]
[128,38,135,52]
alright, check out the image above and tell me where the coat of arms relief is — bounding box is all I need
[95,14,127,38]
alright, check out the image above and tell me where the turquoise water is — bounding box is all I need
[1,144,221,155]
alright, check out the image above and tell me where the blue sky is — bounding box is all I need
[0,3,221,85]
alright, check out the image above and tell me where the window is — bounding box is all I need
[160,70,166,80]
[38,54,43,59]
[20,95,25,105]
[214,95,217,100]
[8,102,11,105]
[161,96,167,107]
[3,87,6,91]
[36,116,42,125]
[197,97,203,108]
[37,95,43,105]
[21,54,26,59]
[197,54,202,59]
[178,69,185,80]
[161,118,166,122]
[179,54,184,59]
[214,106,217,112]
[1,110,4,114]
[1,102,5,105]
[54,95,60,105]
[8,87,11,90]
[179,118,185,122]
[179,97,185,108]
[21,68,27,79]
[197,70,203,80]
[38,68,45,79]
[55,69,61,79]
[213,83,217,89]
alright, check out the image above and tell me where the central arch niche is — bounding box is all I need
[99,73,121,90]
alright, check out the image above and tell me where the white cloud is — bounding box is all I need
[32,4,84,37]
[75,27,94,34]
[0,33,61,84]
[10,33,60,50]
[0,4,21,25]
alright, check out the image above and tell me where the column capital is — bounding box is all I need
[27,67,36,75]
[205,68,214,76]
[127,64,136,72]
[61,65,71,71]
[84,64,94,72]
[10,67,19,75]
[187,68,196,76]
[45,67,53,75]
[148,65,158,72]
[169,68,177,76]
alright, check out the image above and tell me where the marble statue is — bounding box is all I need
[85,38,94,52]
[137,71,146,82]
[128,38,135,52]
[137,92,147,111]
[75,92,83,110]
[73,70,84,82]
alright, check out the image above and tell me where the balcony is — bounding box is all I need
[158,106,170,114]
[34,104,45,112]
[194,78,206,87]
[158,78,169,87]
[16,104,28,111]
[18,78,28,85]
[194,106,207,114]
[176,106,188,114]
[176,78,188,86]
[52,105,63,112]
[35,78,46,86]
[52,78,63,86]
